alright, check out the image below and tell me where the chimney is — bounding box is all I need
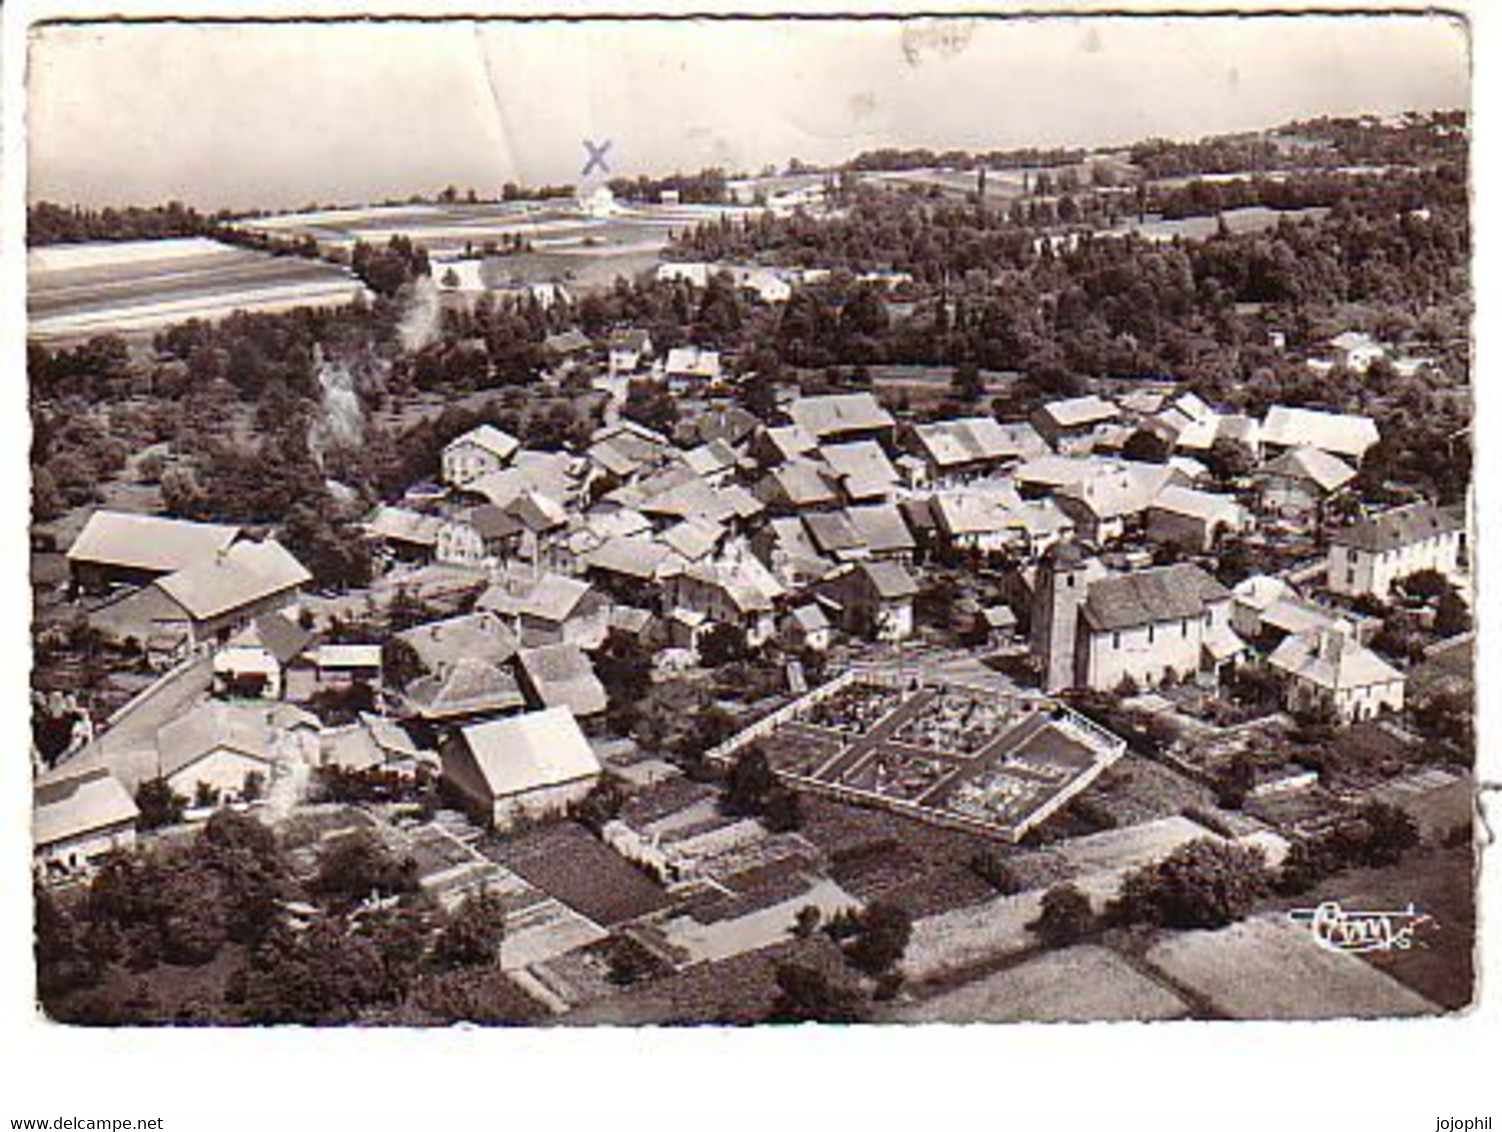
[1319,622,1351,664]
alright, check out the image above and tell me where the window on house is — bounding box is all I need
[1147,625,1155,644]
[1182,620,1189,638]
[1346,568,1356,586]
[1113,632,1121,649]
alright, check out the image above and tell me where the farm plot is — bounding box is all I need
[893,945,1191,1023]
[1102,205,1330,243]
[1142,913,1442,1019]
[28,237,369,342]
[235,199,753,283]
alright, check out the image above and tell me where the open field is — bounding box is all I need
[1102,205,1330,242]
[898,815,1233,983]
[1142,912,1442,1019]
[28,237,369,342]
[1260,844,1475,1010]
[559,941,797,1026]
[892,944,1191,1023]
[235,198,758,258]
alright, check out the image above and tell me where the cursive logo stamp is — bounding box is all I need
[1288,900,1432,953]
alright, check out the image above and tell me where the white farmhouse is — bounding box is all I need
[1269,625,1405,723]
[34,767,139,877]
[1326,502,1467,601]
[442,424,521,488]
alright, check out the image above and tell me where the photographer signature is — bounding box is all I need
[1288,901,1432,953]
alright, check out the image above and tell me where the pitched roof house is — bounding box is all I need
[1146,485,1248,551]
[441,707,603,829]
[515,643,609,719]
[67,511,241,591]
[1054,462,1182,544]
[404,657,528,724]
[1258,446,1358,517]
[34,767,139,875]
[1260,405,1380,462]
[155,701,319,803]
[95,538,312,646]
[366,505,445,561]
[819,440,902,502]
[910,417,1048,480]
[1030,395,1123,450]
[1269,625,1405,723]
[786,392,895,444]
[1326,502,1467,600]
[663,346,723,386]
[442,424,521,487]
[397,611,521,678]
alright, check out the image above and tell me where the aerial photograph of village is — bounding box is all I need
[25,13,1477,1027]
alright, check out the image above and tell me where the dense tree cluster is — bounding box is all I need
[845,145,1088,173]
[36,812,519,1025]
[350,235,431,297]
[608,168,730,204]
[1110,838,1271,930]
[1275,801,1422,896]
[28,200,224,245]
[722,748,802,832]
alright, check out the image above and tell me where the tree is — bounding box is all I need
[792,905,823,939]
[35,884,98,1004]
[762,787,803,833]
[134,777,187,831]
[1434,590,1471,638]
[432,889,507,969]
[1111,838,1270,930]
[157,864,228,966]
[621,378,679,435]
[698,623,749,668]
[1121,428,1171,464]
[840,901,913,978]
[969,851,1024,895]
[241,770,266,803]
[1029,884,1096,947]
[1205,437,1256,484]
[724,748,780,817]
[770,951,868,1024]
[310,831,417,906]
[236,918,397,1023]
[1336,801,1420,868]
[200,809,286,947]
[381,637,425,692]
[571,776,626,834]
[1213,751,1258,810]
[950,361,984,403]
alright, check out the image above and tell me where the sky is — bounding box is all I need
[27,14,1470,211]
